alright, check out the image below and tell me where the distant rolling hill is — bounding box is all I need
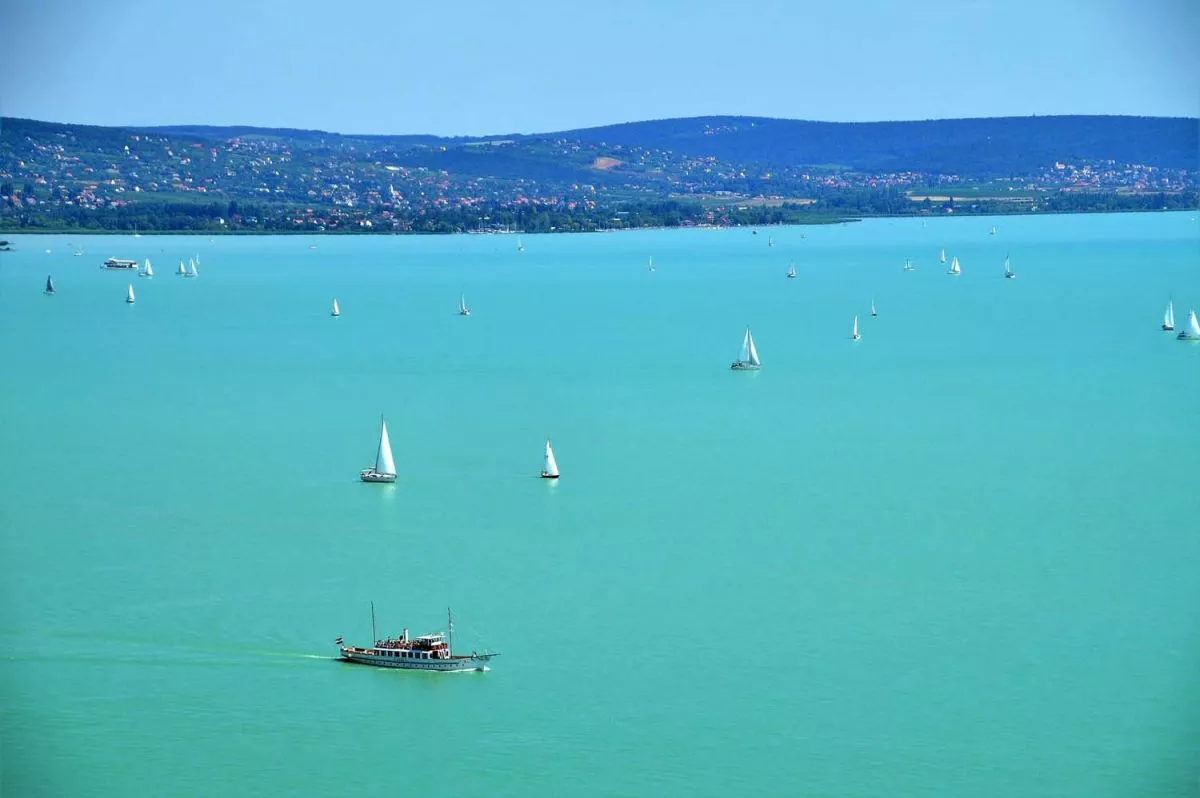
[547,115,1200,175]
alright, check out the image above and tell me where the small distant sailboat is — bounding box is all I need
[1162,300,1175,331]
[947,256,961,276]
[73,249,83,257]
[939,248,947,264]
[1177,310,1200,342]
[730,327,761,370]
[331,298,341,317]
[990,226,998,236]
[786,262,796,279]
[194,254,201,267]
[540,439,560,479]
[647,256,655,272]
[903,258,916,272]
[44,275,55,296]
[186,258,198,278]
[870,297,877,317]
[517,236,524,252]
[459,294,470,316]
[768,236,774,248]
[1003,255,1015,280]
[177,259,187,276]
[125,284,136,304]
[140,258,154,278]
[851,315,861,340]
[360,416,397,483]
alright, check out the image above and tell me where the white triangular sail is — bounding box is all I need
[852,315,860,339]
[331,298,340,317]
[177,260,187,275]
[517,236,524,252]
[460,293,470,315]
[787,262,796,278]
[375,419,396,476]
[648,256,654,272]
[939,248,947,264]
[1187,310,1200,338]
[871,297,877,316]
[1003,256,1012,277]
[738,327,761,366]
[142,258,154,277]
[188,259,198,277]
[126,284,135,303]
[542,440,559,477]
[1164,301,1175,329]
[948,256,961,275]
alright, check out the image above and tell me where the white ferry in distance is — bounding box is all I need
[102,257,140,270]
[336,605,498,672]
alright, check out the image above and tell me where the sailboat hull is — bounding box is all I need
[1162,324,1174,331]
[540,472,560,479]
[360,470,397,483]
[730,362,760,371]
[1177,333,1200,342]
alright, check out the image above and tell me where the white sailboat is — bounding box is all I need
[990,225,998,236]
[459,294,470,316]
[360,417,397,483]
[1003,255,1015,279]
[1177,310,1200,341]
[177,259,187,276]
[870,297,877,317]
[140,258,154,278]
[517,236,524,252]
[648,256,655,272]
[541,439,560,479]
[44,275,55,296]
[1162,300,1175,331]
[851,315,860,340]
[125,284,136,304]
[186,258,198,278]
[768,236,774,248]
[786,262,796,279]
[331,298,341,317]
[730,327,761,370]
[939,248,947,264]
[947,256,961,275]
[903,258,916,272]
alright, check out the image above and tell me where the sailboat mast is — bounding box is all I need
[370,601,377,645]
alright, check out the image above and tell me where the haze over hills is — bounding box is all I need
[1,114,1196,234]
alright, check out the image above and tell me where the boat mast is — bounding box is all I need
[448,606,454,655]
[370,600,377,645]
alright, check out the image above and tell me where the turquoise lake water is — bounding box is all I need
[1,212,1198,796]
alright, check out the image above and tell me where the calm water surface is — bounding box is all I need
[1,213,1199,796]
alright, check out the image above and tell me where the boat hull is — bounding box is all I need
[1163,325,1174,331]
[1177,333,1199,342]
[540,472,559,479]
[338,646,494,672]
[360,470,397,483]
[730,362,760,371]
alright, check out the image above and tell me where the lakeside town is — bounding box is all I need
[2,116,1196,233]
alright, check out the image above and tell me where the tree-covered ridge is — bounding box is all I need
[553,115,1200,175]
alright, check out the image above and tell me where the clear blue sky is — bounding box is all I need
[3,0,1197,135]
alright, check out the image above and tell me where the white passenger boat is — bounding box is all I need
[337,605,498,672]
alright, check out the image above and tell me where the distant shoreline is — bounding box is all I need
[4,205,1197,237]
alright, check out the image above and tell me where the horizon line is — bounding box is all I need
[4,112,1198,141]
